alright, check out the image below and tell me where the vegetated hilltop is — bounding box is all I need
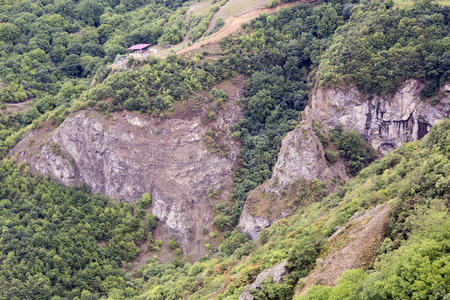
[0,0,449,299]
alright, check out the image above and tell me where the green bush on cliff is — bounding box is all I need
[139,193,152,209]
[330,125,376,175]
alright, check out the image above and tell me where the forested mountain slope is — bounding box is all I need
[0,0,449,299]
[134,117,450,300]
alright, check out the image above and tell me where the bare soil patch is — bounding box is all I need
[148,0,319,60]
[188,0,215,16]
[178,0,318,56]
[1,100,33,116]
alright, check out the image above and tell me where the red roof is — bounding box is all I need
[128,44,151,50]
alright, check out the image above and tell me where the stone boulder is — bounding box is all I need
[238,260,289,300]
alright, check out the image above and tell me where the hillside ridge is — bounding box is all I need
[240,78,450,239]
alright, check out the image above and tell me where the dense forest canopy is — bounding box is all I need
[318,0,450,97]
[0,160,156,299]
[0,0,191,102]
[0,0,449,298]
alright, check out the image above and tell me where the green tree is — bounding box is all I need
[61,54,82,76]
[0,23,20,44]
[76,0,104,26]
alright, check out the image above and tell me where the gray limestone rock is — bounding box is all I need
[12,106,241,257]
[238,260,289,300]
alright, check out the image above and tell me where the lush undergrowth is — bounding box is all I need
[314,123,376,175]
[84,55,226,113]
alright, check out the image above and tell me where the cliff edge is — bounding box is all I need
[11,79,244,257]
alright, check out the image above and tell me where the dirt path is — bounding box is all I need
[112,0,319,64]
[177,0,318,55]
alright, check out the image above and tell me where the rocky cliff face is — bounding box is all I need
[305,79,449,153]
[240,79,449,239]
[12,90,243,257]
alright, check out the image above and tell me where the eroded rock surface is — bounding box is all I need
[238,260,289,300]
[239,205,272,240]
[298,204,391,294]
[12,96,242,257]
[305,79,449,153]
[240,79,449,239]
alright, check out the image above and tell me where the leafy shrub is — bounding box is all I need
[252,279,293,300]
[146,214,157,231]
[214,214,235,231]
[330,125,375,175]
[168,237,180,250]
[139,193,152,209]
[219,228,250,256]
[324,149,338,163]
[211,88,228,101]
[213,18,225,32]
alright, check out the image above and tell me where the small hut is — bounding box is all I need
[127,44,151,54]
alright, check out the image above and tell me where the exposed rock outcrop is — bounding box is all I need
[12,91,243,257]
[298,204,391,294]
[239,205,272,240]
[238,260,289,300]
[305,79,449,153]
[240,79,449,239]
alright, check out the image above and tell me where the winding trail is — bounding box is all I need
[178,0,318,55]
[111,0,319,66]
[149,0,319,59]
